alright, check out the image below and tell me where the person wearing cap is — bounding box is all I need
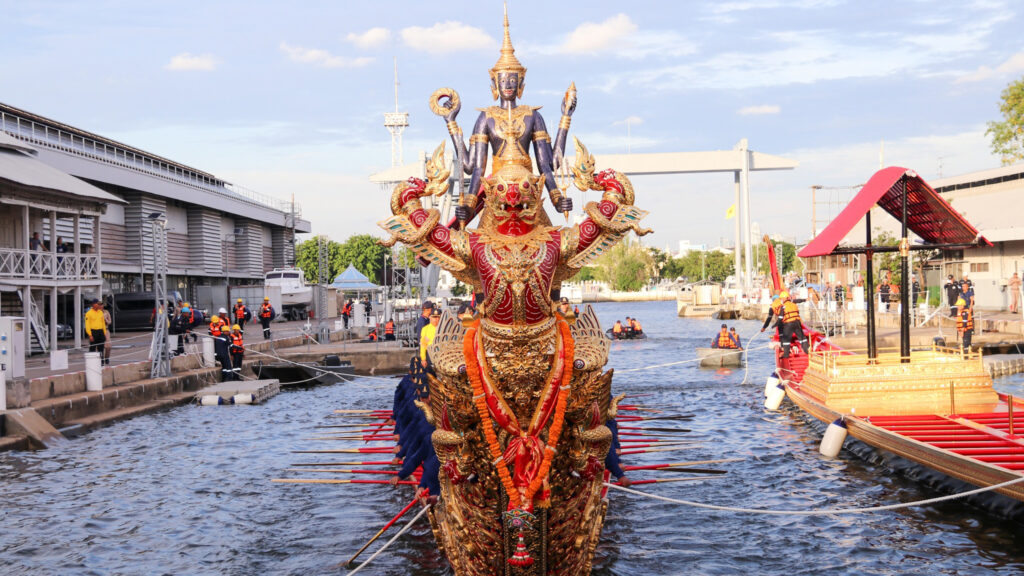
[209,313,232,381]
[761,292,785,334]
[84,299,109,364]
[711,323,738,349]
[232,298,250,331]
[556,296,573,317]
[956,297,974,351]
[944,274,960,316]
[415,301,434,344]
[729,326,742,349]
[419,308,441,368]
[258,297,275,340]
[229,324,245,380]
[169,305,190,357]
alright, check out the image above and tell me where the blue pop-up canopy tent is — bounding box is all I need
[330,264,378,291]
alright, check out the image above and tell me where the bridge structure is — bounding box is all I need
[370,138,798,294]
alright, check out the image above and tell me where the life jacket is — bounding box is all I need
[230,333,244,351]
[633,321,642,332]
[343,303,352,315]
[209,319,227,337]
[770,299,783,315]
[958,308,974,331]
[613,322,623,334]
[260,303,273,318]
[384,321,395,335]
[782,301,801,324]
[718,331,735,348]
[234,304,246,319]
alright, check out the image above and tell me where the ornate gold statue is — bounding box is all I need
[379,10,650,576]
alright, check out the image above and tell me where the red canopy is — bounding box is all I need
[799,166,989,258]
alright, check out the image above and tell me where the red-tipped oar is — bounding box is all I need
[271,478,417,485]
[616,476,721,486]
[290,459,399,466]
[333,409,393,414]
[622,458,742,472]
[618,441,696,449]
[619,445,699,456]
[342,497,420,568]
[619,426,693,433]
[292,448,395,454]
[285,468,421,477]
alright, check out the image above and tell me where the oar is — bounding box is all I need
[285,468,420,476]
[618,476,723,486]
[616,415,695,422]
[292,448,395,454]
[271,478,417,485]
[618,441,697,449]
[327,414,391,420]
[305,436,394,442]
[617,434,693,442]
[315,423,394,429]
[623,458,742,470]
[618,426,693,433]
[290,460,398,467]
[619,445,699,456]
[341,497,419,568]
[333,409,392,414]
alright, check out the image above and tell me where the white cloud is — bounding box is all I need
[400,22,495,55]
[535,14,694,59]
[165,53,217,71]
[956,51,1024,83]
[560,14,637,54]
[738,105,781,115]
[612,116,644,126]
[279,42,373,68]
[346,27,391,50]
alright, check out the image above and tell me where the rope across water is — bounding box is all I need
[604,475,1024,515]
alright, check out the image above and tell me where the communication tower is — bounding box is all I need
[383,58,409,168]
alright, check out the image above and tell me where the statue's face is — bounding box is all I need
[496,72,520,102]
[491,178,539,236]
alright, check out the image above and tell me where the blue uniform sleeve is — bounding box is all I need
[604,419,626,478]
[418,450,441,495]
[398,431,432,479]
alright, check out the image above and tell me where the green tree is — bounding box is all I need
[335,234,390,284]
[594,241,656,291]
[451,280,469,297]
[986,78,1024,165]
[294,235,341,283]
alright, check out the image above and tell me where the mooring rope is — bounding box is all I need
[616,341,773,373]
[346,503,432,575]
[604,474,1024,516]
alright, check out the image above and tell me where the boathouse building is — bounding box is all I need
[0,102,311,352]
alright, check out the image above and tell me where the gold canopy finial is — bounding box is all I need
[490,1,526,99]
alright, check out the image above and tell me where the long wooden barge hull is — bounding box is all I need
[783,371,1024,503]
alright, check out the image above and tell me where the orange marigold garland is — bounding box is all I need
[463,318,576,512]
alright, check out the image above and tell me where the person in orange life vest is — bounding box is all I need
[729,327,742,349]
[258,297,275,340]
[368,327,378,342]
[384,318,396,341]
[232,298,250,331]
[625,316,636,335]
[631,318,643,334]
[341,299,353,329]
[612,320,624,339]
[229,324,245,381]
[761,294,785,334]
[711,324,738,349]
[209,314,233,382]
[776,292,809,359]
[956,297,974,351]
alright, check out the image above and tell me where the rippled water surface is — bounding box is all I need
[2,300,1022,575]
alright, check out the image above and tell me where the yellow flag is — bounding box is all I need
[725,203,736,219]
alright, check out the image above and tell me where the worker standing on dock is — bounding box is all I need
[384,318,396,340]
[957,297,974,352]
[414,301,433,342]
[229,324,245,381]
[209,313,232,382]
[85,299,109,364]
[233,299,250,331]
[258,297,275,340]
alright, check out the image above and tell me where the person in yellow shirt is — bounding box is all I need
[419,308,440,368]
[84,299,109,365]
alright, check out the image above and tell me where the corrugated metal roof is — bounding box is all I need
[0,147,124,204]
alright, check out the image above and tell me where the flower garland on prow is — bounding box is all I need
[463,318,575,512]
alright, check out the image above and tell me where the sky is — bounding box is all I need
[3,0,1022,250]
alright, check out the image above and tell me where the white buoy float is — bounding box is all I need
[232,393,256,405]
[764,373,780,397]
[819,417,848,458]
[764,382,786,411]
[200,395,224,406]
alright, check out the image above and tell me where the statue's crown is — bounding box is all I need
[489,4,526,99]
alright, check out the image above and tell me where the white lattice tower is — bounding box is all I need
[384,58,409,168]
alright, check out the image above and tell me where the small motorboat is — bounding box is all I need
[606,328,647,340]
[697,347,744,368]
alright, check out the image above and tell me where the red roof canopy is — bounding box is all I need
[798,166,989,258]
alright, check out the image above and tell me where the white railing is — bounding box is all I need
[0,248,100,281]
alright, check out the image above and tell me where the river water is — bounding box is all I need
[1,300,1022,575]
